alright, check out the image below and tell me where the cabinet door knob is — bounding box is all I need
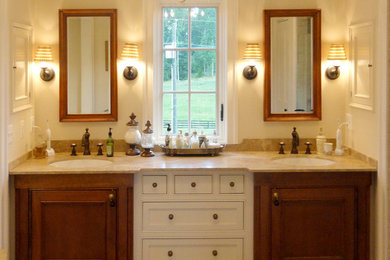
[152,182,158,188]
[212,250,218,256]
[213,213,218,220]
[191,182,197,188]
[273,192,279,206]
[108,193,116,207]
[168,250,173,257]
[168,213,174,220]
[229,181,235,187]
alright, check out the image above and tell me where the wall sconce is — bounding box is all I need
[326,44,347,80]
[243,43,262,80]
[34,46,55,81]
[121,43,139,80]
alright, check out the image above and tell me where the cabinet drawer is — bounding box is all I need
[174,175,212,194]
[143,176,167,194]
[143,238,243,260]
[143,202,243,231]
[220,175,244,194]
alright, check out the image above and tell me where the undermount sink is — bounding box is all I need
[50,159,113,169]
[272,157,335,166]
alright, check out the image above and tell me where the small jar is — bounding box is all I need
[141,120,155,157]
[124,113,141,156]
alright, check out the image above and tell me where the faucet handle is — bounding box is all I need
[305,142,312,154]
[279,142,285,154]
[71,143,77,156]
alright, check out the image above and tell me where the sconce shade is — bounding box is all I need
[243,43,262,60]
[122,43,139,80]
[327,44,347,60]
[34,46,55,81]
[34,46,53,62]
[121,43,139,60]
[326,44,346,80]
[242,43,262,80]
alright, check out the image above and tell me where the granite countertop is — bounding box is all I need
[9,151,377,175]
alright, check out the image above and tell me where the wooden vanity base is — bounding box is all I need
[14,174,133,260]
[254,171,372,260]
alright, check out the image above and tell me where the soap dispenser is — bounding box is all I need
[316,128,326,154]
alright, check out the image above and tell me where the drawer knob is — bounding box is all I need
[229,181,235,187]
[152,182,158,188]
[213,213,218,220]
[168,250,173,257]
[212,250,218,256]
[191,182,197,188]
[168,214,174,220]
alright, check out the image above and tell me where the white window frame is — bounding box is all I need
[161,6,219,136]
[143,0,238,144]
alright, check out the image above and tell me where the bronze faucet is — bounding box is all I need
[291,127,299,154]
[81,128,91,155]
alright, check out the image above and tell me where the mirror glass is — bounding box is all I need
[271,17,313,113]
[67,17,111,114]
[59,9,117,122]
[264,10,321,121]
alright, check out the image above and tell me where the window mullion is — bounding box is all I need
[188,7,192,134]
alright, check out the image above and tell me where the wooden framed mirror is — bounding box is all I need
[59,9,117,122]
[264,9,321,121]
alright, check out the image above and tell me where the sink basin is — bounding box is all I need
[272,157,335,166]
[50,159,113,169]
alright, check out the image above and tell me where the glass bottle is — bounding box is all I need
[106,128,114,157]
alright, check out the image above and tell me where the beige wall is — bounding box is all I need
[343,0,388,259]
[344,0,382,160]
[33,0,144,142]
[8,0,34,163]
[237,0,350,142]
[32,0,351,144]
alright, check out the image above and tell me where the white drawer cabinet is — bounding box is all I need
[143,201,244,231]
[174,175,212,194]
[135,171,253,260]
[143,175,167,194]
[220,175,244,194]
[143,239,243,260]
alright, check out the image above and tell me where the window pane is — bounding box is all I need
[191,51,216,91]
[191,8,216,48]
[190,93,216,134]
[163,8,189,48]
[163,51,189,92]
[163,93,189,134]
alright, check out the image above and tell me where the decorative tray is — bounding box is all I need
[160,145,225,156]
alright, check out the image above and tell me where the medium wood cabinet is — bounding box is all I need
[254,172,372,260]
[14,174,133,260]
[31,189,117,259]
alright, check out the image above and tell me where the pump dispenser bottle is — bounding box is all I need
[316,128,326,154]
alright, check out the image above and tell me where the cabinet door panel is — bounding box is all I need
[31,189,117,260]
[271,188,355,260]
